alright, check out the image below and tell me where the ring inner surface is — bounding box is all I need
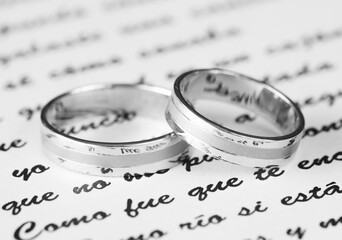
[179,70,301,137]
[45,85,171,142]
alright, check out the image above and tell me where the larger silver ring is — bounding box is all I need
[166,69,305,167]
[41,84,187,176]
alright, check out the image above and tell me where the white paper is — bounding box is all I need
[1,0,342,239]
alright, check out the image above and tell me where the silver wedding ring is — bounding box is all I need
[41,84,187,176]
[165,69,305,167]
[41,69,305,174]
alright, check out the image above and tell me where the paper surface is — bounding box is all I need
[1,0,342,239]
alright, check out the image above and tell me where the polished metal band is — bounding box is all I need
[41,84,187,176]
[166,69,305,167]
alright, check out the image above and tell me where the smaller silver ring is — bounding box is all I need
[166,68,305,167]
[41,83,187,176]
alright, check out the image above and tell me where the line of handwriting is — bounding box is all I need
[0,8,85,37]
[0,32,101,66]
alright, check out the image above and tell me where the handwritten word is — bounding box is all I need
[192,0,271,17]
[60,109,136,135]
[12,164,50,181]
[261,62,334,85]
[176,153,215,172]
[188,177,243,201]
[2,192,59,215]
[123,169,170,182]
[140,28,240,57]
[238,201,268,216]
[320,215,342,228]
[212,53,249,68]
[121,229,167,240]
[0,33,101,66]
[49,56,122,79]
[121,16,172,34]
[281,181,342,206]
[298,151,342,170]
[73,180,111,194]
[124,194,174,218]
[0,8,85,37]
[179,214,226,230]
[0,139,26,152]
[267,27,342,54]
[303,118,342,138]
[19,105,42,121]
[286,227,306,239]
[4,75,31,90]
[297,89,342,108]
[14,211,110,240]
[254,165,285,181]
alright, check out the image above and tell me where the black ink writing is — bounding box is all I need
[4,75,31,90]
[14,210,110,240]
[0,139,26,152]
[320,215,342,228]
[176,153,215,172]
[267,27,342,54]
[238,201,268,216]
[2,192,59,215]
[73,180,111,194]
[12,164,50,181]
[298,151,342,170]
[281,181,342,206]
[262,62,334,85]
[303,118,342,138]
[124,194,174,218]
[120,16,172,34]
[123,169,170,182]
[213,53,249,68]
[188,177,243,201]
[287,227,306,239]
[0,8,85,37]
[19,105,42,121]
[296,90,342,108]
[0,33,100,66]
[49,56,122,79]
[179,214,226,230]
[254,165,285,181]
[140,28,239,57]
